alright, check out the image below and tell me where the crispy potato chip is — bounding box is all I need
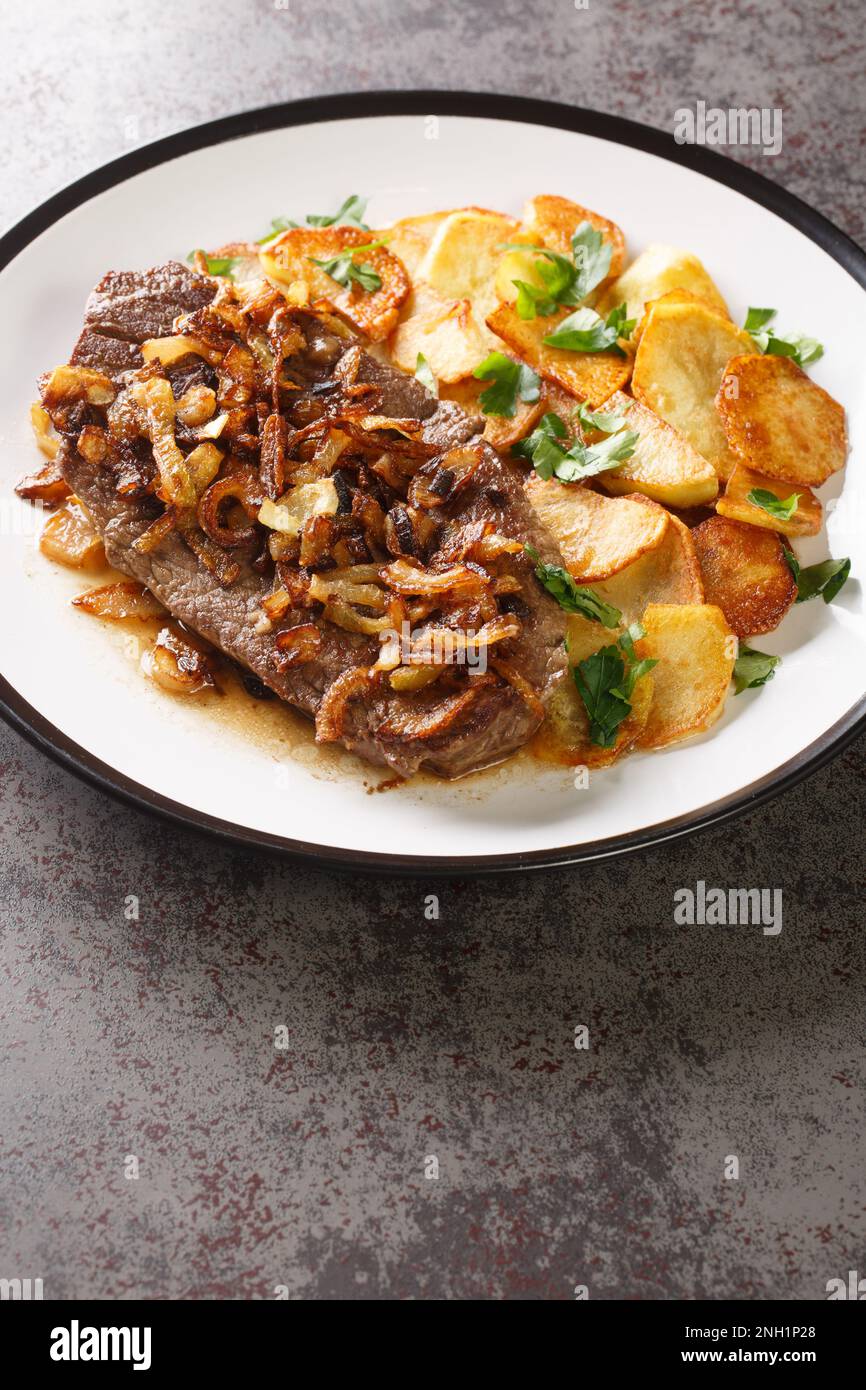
[533,661,653,768]
[260,226,409,341]
[716,462,822,537]
[715,353,847,487]
[635,603,735,750]
[631,300,757,480]
[597,391,719,507]
[691,515,797,637]
[596,243,730,326]
[390,291,490,382]
[486,302,631,406]
[416,209,518,335]
[590,508,704,624]
[525,478,668,582]
[522,194,626,283]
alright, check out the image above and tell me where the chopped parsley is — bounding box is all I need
[746,487,800,520]
[733,645,781,694]
[503,221,613,320]
[543,303,635,354]
[783,548,851,604]
[257,195,370,244]
[573,622,657,747]
[414,352,438,397]
[513,409,638,482]
[472,352,540,417]
[308,238,388,293]
[743,307,823,367]
[524,545,621,626]
[187,250,239,280]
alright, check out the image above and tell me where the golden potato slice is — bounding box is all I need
[523,194,626,281]
[633,288,730,346]
[525,478,668,582]
[716,462,822,537]
[416,209,518,334]
[591,509,704,624]
[259,226,409,341]
[390,292,490,383]
[384,207,506,277]
[597,391,718,507]
[691,515,796,637]
[635,603,735,750]
[533,660,653,768]
[631,300,757,479]
[715,353,847,487]
[486,302,631,406]
[596,243,730,325]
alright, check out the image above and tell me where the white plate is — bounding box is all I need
[2,93,865,872]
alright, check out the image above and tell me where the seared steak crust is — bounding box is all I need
[52,265,568,779]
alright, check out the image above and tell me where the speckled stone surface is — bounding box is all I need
[1,0,864,1301]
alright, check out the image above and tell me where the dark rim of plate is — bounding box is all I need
[1,90,864,876]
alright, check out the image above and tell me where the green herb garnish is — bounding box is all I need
[746,487,800,520]
[501,222,612,321]
[524,545,621,626]
[733,645,781,694]
[543,302,635,354]
[472,352,540,417]
[744,307,823,367]
[414,352,438,397]
[258,195,370,245]
[187,251,239,280]
[573,622,657,747]
[308,238,388,293]
[783,548,851,604]
[513,409,638,482]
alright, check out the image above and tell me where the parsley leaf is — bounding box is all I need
[783,547,851,604]
[746,487,800,520]
[187,250,239,280]
[306,194,369,230]
[524,545,621,626]
[573,622,657,747]
[733,645,781,694]
[543,303,635,354]
[743,307,823,367]
[472,352,541,417]
[576,401,627,433]
[414,352,438,397]
[570,222,613,302]
[500,222,612,321]
[308,238,387,293]
[513,408,638,482]
[257,195,370,245]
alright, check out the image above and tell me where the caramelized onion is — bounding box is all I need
[316,664,376,741]
[39,497,104,568]
[273,623,322,670]
[379,557,489,598]
[408,614,520,665]
[72,581,165,621]
[197,471,260,548]
[15,459,70,507]
[142,626,217,694]
[489,657,544,719]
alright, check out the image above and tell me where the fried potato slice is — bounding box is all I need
[691,515,797,637]
[390,290,490,382]
[590,508,704,624]
[534,658,653,768]
[635,603,735,750]
[384,207,506,277]
[523,194,626,280]
[597,391,719,507]
[486,302,631,406]
[715,353,847,487]
[525,478,669,582]
[259,226,409,341]
[716,462,822,537]
[631,300,757,480]
[416,209,518,332]
[596,243,730,325]
[207,241,264,285]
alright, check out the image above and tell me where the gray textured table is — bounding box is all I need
[1,0,863,1300]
